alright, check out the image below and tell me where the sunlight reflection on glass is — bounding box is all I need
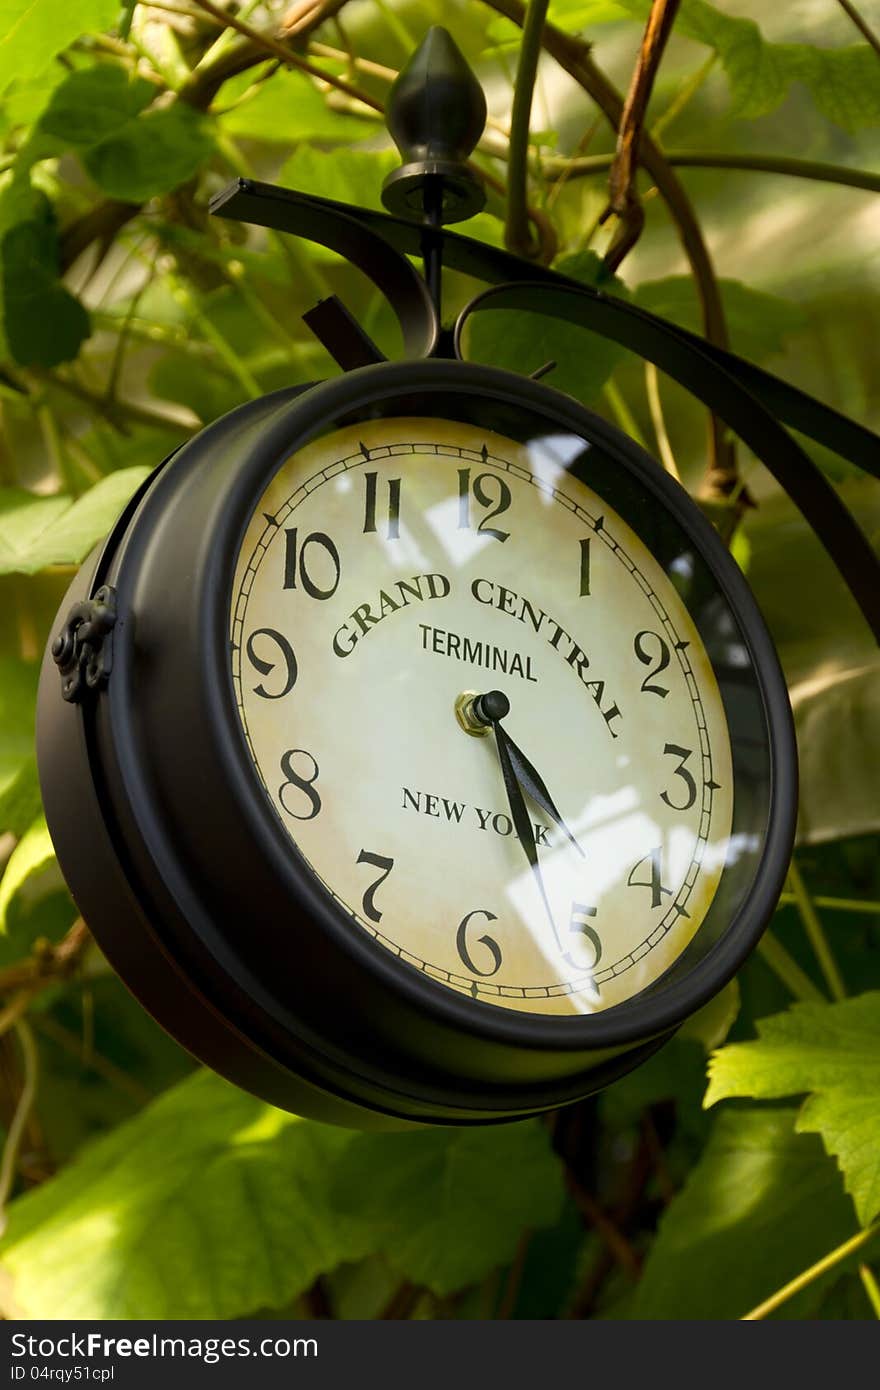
[425,496,494,563]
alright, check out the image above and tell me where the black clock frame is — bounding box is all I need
[38,359,797,1127]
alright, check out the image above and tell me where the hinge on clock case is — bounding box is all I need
[51,585,118,704]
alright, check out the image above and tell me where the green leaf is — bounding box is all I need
[332,1122,564,1295]
[0,656,40,837]
[466,251,629,405]
[0,753,39,839]
[0,68,66,132]
[278,144,398,211]
[675,0,880,129]
[551,0,880,129]
[85,103,215,203]
[2,219,91,366]
[0,814,60,934]
[706,993,880,1226]
[0,657,38,765]
[0,0,117,92]
[273,146,399,265]
[220,69,377,145]
[0,466,151,576]
[148,353,246,424]
[0,182,90,367]
[630,1107,861,1318]
[0,1070,371,1319]
[738,475,880,843]
[22,66,215,202]
[33,65,154,149]
[678,978,740,1051]
[36,976,195,1163]
[633,277,805,364]
[0,1066,561,1316]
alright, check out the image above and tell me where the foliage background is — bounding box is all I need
[0,0,877,1321]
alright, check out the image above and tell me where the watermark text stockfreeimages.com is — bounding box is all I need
[10,1331,316,1370]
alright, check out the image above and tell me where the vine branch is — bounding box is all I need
[787,860,847,1003]
[480,0,737,503]
[505,0,551,258]
[743,1223,880,1319]
[187,0,382,111]
[541,150,880,196]
[600,0,681,272]
[0,1021,38,1235]
[0,918,92,999]
[834,0,880,60]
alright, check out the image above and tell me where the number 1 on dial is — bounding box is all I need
[579,538,591,596]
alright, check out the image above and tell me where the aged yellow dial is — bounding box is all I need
[231,417,734,1016]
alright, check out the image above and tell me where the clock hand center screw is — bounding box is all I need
[472,689,510,724]
[454,689,510,737]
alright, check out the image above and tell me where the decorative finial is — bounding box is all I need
[382,26,487,225]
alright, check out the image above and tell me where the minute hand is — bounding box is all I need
[491,719,562,951]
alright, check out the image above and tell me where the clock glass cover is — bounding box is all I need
[229,406,760,1019]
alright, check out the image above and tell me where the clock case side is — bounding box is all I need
[37,377,675,1126]
[35,391,413,1127]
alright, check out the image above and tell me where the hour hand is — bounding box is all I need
[468,691,584,857]
[502,729,584,857]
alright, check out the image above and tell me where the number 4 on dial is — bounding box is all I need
[627,847,672,908]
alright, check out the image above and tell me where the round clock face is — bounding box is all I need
[231,413,735,1018]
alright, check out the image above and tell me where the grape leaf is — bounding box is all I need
[0,0,117,91]
[274,146,399,265]
[466,250,629,405]
[32,64,153,148]
[706,993,880,1226]
[0,1070,372,1319]
[630,1106,862,1318]
[0,68,66,133]
[0,182,90,367]
[678,977,740,1051]
[279,144,398,211]
[633,278,805,364]
[0,814,63,935]
[550,0,880,130]
[84,103,215,203]
[0,466,151,575]
[220,69,377,145]
[21,66,214,202]
[36,977,196,1162]
[0,657,39,837]
[332,1122,564,1295]
[0,1070,564,1316]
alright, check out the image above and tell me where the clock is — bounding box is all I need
[37,359,797,1127]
